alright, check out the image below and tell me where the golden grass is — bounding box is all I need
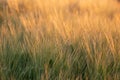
[0,0,120,80]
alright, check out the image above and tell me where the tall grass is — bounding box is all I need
[0,0,120,80]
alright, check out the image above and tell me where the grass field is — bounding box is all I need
[0,0,120,80]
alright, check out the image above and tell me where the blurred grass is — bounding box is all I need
[0,0,120,80]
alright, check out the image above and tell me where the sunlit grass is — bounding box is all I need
[0,0,120,80]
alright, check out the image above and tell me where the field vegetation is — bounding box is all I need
[0,0,120,80]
